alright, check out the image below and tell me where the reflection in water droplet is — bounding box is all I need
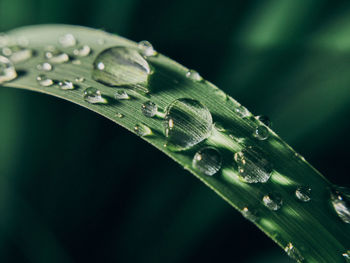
[0,55,17,83]
[59,34,76,47]
[192,147,222,176]
[83,87,107,104]
[234,146,272,183]
[114,90,130,100]
[254,125,269,140]
[330,186,350,224]
[138,40,157,57]
[234,105,250,118]
[141,101,158,117]
[164,98,213,151]
[284,243,304,262]
[134,123,152,136]
[75,76,85,83]
[116,112,124,118]
[1,45,32,63]
[58,80,74,90]
[36,75,54,87]
[186,69,202,81]
[295,186,311,202]
[242,207,259,222]
[263,193,283,211]
[45,49,69,64]
[257,115,272,127]
[73,45,91,57]
[37,62,53,71]
[343,250,350,262]
[92,46,151,92]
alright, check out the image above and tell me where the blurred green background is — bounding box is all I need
[1,0,350,262]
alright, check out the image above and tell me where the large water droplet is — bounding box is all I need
[234,146,272,183]
[37,62,53,71]
[36,75,54,87]
[45,49,69,64]
[73,45,91,57]
[343,250,350,262]
[114,90,130,100]
[59,34,76,47]
[164,98,213,151]
[0,55,17,83]
[186,69,203,81]
[134,123,152,136]
[138,40,157,57]
[284,243,304,262]
[263,193,283,211]
[92,46,151,92]
[141,101,158,117]
[253,125,269,140]
[58,80,74,90]
[330,186,350,224]
[192,147,222,176]
[242,207,259,222]
[83,87,107,104]
[295,186,311,202]
[1,45,32,63]
[257,115,272,127]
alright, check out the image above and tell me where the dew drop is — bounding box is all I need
[114,90,130,100]
[242,207,259,222]
[330,186,350,224]
[1,45,32,63]
[59,34,76,47]
[263,193,283,211]
[58,80,74,90]
[253,125,269,140]
[45,49,69,64]
[141,101,158,117]
[186,69,203,81]
[234,105,250,118]
[75,76,85,83]
[116,112,124,118]
[284,243,304,262]
[138,40,157,57]
[83,87,107,104]
[192,147,222,176]
[295,186,311,202]
[257,115,272,127]
[36,75,54,87]
[0,55,17,84]
[37,62,53,71]
[343,250,350,262]
[134,123,152,136]
[92,46,151,92]
[164,98,213,151]
[73,45,91,57]
[234,146,272,183]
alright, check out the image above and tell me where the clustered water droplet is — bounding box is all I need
[114,90,130,100]
[58,80,74,90]
[284,243,304,262]
[138,40,157,57]
[1,45,32,63]
[134,123,152,136]
[0,55,17,83]
[295,186,311,202]
[192,147,222,176]
[263,193,283,211]
[37,62,53,71]
[73,45,91,57]
[36,75,54,87]
[45,48,69,64]
[83,87,107,104]
[330,186,350,224]
[186,69,203,81]
[141,101,158,117]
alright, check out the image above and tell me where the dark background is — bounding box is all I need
[1,0,350,262]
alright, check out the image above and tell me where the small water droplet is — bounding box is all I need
[254,125,269,140]
[45,49,69,64]
[192,147,222,176]
[138,40,157,57]
[134,123,152,136]
[330,186,350,224]
[186,69,203,81]
[257,115,272,127]
[75,76,85,82]
[242,207,259,222]
[164,98,213,151]
[0,55,17,83]
[141,101,158,117]
[343,250,350,262]
[116,112,124,118]
[58,80,74,90]
[37,62,53,71]
[73,45,91,57]
[114,90,130,100]
[1,45,32,63]
[36,75,54,87]
[295,186,311,202]
[234,105,250,118]
[59,34,76,47]
[284,243,304,262]
[234,146,272,183]
[263,193,283,211]
[83,87,107,104]
[92,46,151,92]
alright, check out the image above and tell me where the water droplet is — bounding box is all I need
[114,90,130,100]
[192,147,222,176]
[234,105,250,118]
[45,49,69,64]
[134,123,152,136]
[72,59,81,65]
[58,80,74,90]
[73,45,91,57]
[138,40,157,57]
[242,207,259,222]
[75,76,85,82]
[92,46,151,92]
[141,101,158,117]
[284,243,304,262]
[164,98,213,151]
[295,186,311,202]
[263,193,283,211]
[37,62,53,71]
[83,87,107,104]
[0,55,17,83]
[257,115,272,127]
[59,34,76,47]
[36,75,54,87]
[343,250,350,262]
[186,69,203,81]
[234,146,272,183]
[1,45,32,63]
[116,112,124,118]
[330,186,350,224]
[254,125,269,140]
